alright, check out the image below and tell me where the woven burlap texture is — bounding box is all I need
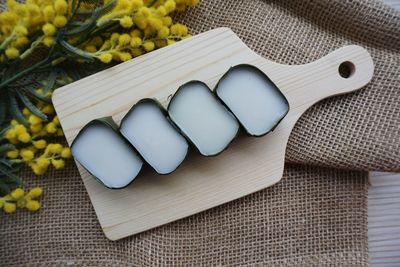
[0,164,368,266]
[175,0,400,172]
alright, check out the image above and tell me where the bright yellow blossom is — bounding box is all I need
[5,47,19,59]
[30,123,42,133]
[52,116,60,126]
[43,5,55,22]
[3,202,16,213]
[43,36,55,47]
[167,39,176,45]
[118,34,131,46]
[118,52,132,61]
[15,25,28,35]
[54,0,68,14]
[6,150,19,159]
[10,188,24,200]
[161,16,172,26]
[130,36,142,47]
[41,105,55,115]
[45,122,57,133]
[37,158,50,169]
[20,149,34,161]
[49,143,63,154]
[164,0,176,13]
[22,107,30,116]
[42,23,56,36]
[1,187,44,213]
[18,132,31,143]
[28,114,42,125]
[171,23,188,36]
[51,159,65,169]
[26,200,41,211]
[27,187,43,198]
[130,29,142,37]
[97,53,113,63]
[33,139,47,149]
[26,3,40,15]
[120,16,133,28]
[14,124,27,135]
[15,36,29,46]
[143,40,155,52]
[53,15,67,28]
[60,147,71,158]
[157,26,170,38]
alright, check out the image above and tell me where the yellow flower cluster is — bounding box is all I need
[5,91,71,175]
[0,187,43,213]
[85,0,196,63]
[0,0,69,61]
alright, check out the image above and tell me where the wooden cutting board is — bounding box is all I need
[52,27,374,241]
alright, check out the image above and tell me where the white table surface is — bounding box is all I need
[369,172,400,266]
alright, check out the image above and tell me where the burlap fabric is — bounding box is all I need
[0,164,368,266]
[176,0,400,172]
[1,0,399,265]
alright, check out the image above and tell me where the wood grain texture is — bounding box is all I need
[369,172,400,267]
[52,28,374,240]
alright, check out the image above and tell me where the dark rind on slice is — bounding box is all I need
[71,117,143,189]
[214,64,290,137]
[120,98,189,175]
[167,80,240,157]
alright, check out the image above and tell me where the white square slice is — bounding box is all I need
[168,81,239,156]
[120,99,189,174]
[215,65,289,136]
[71,120,143,189]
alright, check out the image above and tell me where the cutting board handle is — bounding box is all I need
[305,45,374,94]
[258,45,374,116]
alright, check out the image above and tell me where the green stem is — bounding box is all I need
[0,59,49,90]
[51,57,66,65]
[0,32,16,52]
[19,36,44,60]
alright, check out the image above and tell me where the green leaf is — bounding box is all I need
[9,93,28,126]
[0,181,10,196]
[0,125,12,139]
[65,19,96,36]
[43,69,61,93]
[0,144,16,155]
[80,0,101,4]
[17,91,48,121]
[93,0,116,17]
[0,163,22,190]
[0,96,7,126]
[68,21,87,26]
[24,87,51,103]
[59,40,95,61]
[66,0,116,36]
[0,158,14,168]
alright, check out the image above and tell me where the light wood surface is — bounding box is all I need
[369,172,400,267]
[52,28,374,240]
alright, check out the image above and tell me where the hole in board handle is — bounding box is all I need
[338,61,355,79]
